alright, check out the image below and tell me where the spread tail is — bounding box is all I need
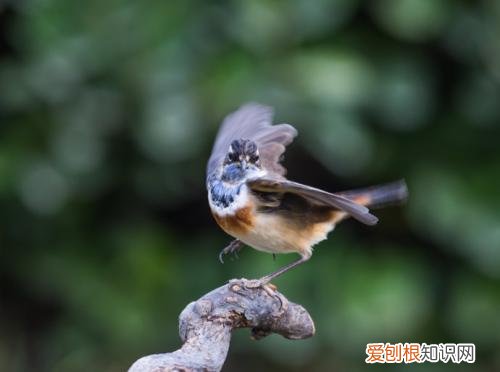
[337,180,408,209]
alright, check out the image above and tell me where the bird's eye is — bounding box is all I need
[249,154,259,163]
[227,152,238,163]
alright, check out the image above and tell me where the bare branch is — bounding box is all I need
[128,278,315,372]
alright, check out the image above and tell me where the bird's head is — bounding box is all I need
[221,139,261,182]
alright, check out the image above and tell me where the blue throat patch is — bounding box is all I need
[207,173,243,209]
[220,163,246,182]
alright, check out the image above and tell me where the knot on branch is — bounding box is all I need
[129,278,315,372]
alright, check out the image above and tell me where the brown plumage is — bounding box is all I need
[212,206,254,236]
[207,103,408,282]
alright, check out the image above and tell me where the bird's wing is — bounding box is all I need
[207,103,298,177]
[247,177,379,225]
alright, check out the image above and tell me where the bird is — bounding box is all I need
[206,103,408,283]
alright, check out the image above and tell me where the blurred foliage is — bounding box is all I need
[1,0,500,371]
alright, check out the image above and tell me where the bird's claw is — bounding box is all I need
[230,278,278,295]
[218,250,226,264]
[219,240,243,264]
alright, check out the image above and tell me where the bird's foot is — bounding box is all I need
[219,239,243,264]
[236,278,278,296]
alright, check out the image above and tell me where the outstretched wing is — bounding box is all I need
[247,177,379,225]
[207,103,297,178]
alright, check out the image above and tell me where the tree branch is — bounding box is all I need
[128,278,315,372]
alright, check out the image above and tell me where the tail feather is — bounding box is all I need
[337,180,408,209]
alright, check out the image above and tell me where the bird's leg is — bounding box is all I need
[219,239,244,263]
[259,254,311,283]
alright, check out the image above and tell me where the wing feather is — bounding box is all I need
[247,177,379,225]
[207,103,297,177]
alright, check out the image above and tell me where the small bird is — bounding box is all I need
[206,103,408,282]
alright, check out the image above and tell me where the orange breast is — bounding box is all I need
[212,205,254,236]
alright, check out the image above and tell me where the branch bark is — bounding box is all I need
[128,278,315,372]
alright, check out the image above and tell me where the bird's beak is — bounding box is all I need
[240,160,247,169]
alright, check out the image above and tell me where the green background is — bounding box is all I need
[1,0,499,371]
